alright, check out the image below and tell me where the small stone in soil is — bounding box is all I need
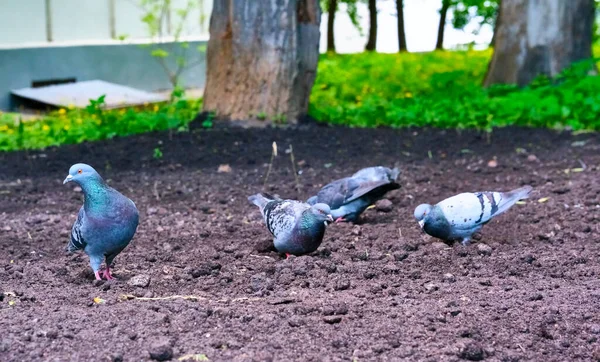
[458,341,487,361]
[45,330,58,339]
[394,252,409,261]
[443,273,456,283]
[191,265,211,278]
[529,294,543,301]
[424,282,439,292]
[334,279,351,291]
[128,274,151,288]
[477,243,492,256]
[375,199,393,212]
[323,316,342,324]
[288,317,305,327]
[149,341,173,361]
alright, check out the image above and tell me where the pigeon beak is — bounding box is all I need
[63,175,73,184]
[325,215,334,225]
[418,220,425,228]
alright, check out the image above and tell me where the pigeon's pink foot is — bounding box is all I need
[102,267,115,280]
[94,271,102,280]
[334,217,346,223]
[285,253,291,259]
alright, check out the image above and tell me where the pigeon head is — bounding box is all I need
[310,203,334,225]
[414,204,433,228]
[63,163,103,186]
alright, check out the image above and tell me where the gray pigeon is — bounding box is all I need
[414,185,532,245]
[248,193,333,256]
[307,166,401,222]
[64,163,139,280]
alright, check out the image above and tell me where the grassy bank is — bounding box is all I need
[1,47,599,152]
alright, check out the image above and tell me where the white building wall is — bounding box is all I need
[0,0,489,51]
[0,2,48,45]
[0,0,212,48]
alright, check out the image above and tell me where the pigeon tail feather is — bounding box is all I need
[249,192,282,210]
[497,185,533,215]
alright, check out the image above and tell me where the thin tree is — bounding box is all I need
[489,1,500,48]
[326,0,338,52]
[203,0,321,123]
[485,0,594,87]
[365,0,377,51]
[396,0,407,52]
[435,0,451,50]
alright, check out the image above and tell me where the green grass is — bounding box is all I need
[309,48,600,130]
[1,47,599,152]
[0,98,202,152]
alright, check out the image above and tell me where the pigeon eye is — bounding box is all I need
[77,169,83,174]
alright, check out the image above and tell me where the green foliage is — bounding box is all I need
[450,0,499,34]
[139,0,205,88]
[153,147,163,159]
[201,112,215,129]
[321,0,363,35]
[0,98,202,152]
[255,112,267,121]
[85,95,107,118]
[4,47,600,153]
[150,48,170,58]
[273,114,287,125]
[310,48,600,131]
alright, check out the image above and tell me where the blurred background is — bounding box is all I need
[0,0,598,152]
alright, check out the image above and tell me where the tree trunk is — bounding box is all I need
[365,0,377,51]
[202,0,321,123]
[484,0,594,87]
[326,0,337,52]
[489,0,501,48]
[396,0,407,52]
[435,0,450,50]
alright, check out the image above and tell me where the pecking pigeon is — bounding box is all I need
[414,185,533,245]
[63,163,139,280]
[306,166,401,223]
[248,193,333,256]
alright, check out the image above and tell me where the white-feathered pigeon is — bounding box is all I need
[248,193,333,256]
[414,185,532,245]
[306,166,401,222]
[64,163,139,280]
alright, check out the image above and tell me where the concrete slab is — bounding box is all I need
[11,80,168,109]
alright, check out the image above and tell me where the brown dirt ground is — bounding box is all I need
[1,125,600,362]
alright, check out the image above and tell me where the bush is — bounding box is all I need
[310,49,600,131]
[0,97,203,152]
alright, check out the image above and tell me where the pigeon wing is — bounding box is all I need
[67,207,87,252]
[437,192,499,230]
[438,186,531,231]
[263,200,307,239]
[343,179,400,204]
[352,166,400,182]
[314,179,351,209]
